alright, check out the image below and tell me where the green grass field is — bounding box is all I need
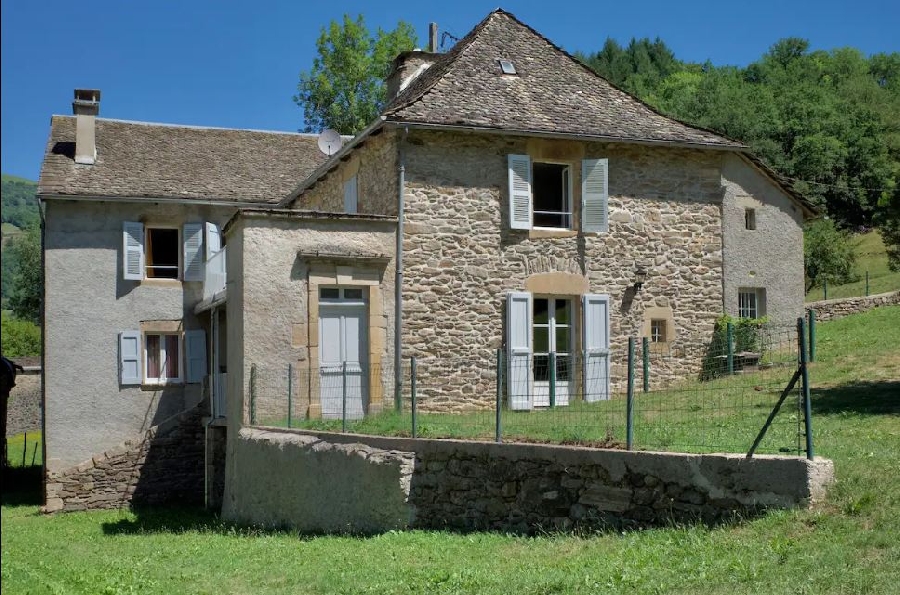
[805,230,900,301]
[3,307,899,594]
[5,431,42,468]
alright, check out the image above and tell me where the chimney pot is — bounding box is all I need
[72,89,100,165]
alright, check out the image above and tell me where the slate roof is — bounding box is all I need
[385,10,741,148]
[38,116,327,203]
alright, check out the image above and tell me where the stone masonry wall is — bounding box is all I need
[43,405,205,513]
[225,428,834,534]
[807,290,900,322]
[402,131,725,409]
[6,370,41,436]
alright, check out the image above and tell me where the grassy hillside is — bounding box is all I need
[0,173,38,231]
[2,307,898,595]
[806,230,900,301]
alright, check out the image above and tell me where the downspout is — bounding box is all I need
[38,197,47,504]
[394,127,408,410]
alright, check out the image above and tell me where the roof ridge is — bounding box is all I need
[50,114,319,137]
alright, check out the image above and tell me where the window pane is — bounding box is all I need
[533,326,549,353]
[555,327,570,353]
[555,299,570,325]
[146,228,179,279]
[533,355,549,382]
[533,298,549,325]
[147,335,160,379]
[320,287,339,299]
[556,355,571,381]
[165,335,179,378]
[532,162,570,229]
[343,288,363,300]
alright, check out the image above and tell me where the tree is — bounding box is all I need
[804,219,858,292]
[294,15,417,135]
[6,225,41,323]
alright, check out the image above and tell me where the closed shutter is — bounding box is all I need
[119,331,141,385]
[506,291,532,410]
[185,329,207,383]
[582,293,611,401]
[344,175,358,214]
[183,223,204,281]
[582,158,609,233]
[508,154,532,230]
[205,222,222,260]
[123,222,144,280]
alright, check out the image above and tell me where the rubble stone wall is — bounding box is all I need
[807,291,899,322]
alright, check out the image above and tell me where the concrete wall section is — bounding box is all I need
[43,200,232,471]
[721,154,806,324]
[223,428,834,534]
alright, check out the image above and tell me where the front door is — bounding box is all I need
[533,297,572,407]
[319,288,368,420]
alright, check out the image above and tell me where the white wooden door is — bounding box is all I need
[319,291,368,420]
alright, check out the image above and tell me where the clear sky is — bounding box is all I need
[1,0,897,181]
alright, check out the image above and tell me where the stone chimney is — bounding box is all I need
[385,23,439,103]
[72,89,100,165]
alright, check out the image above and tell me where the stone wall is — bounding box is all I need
[43,405,205,512]
[806,291,900,322]
[224,428,833,534]
[6,370,41,436]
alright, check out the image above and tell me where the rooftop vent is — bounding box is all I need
[498,60,517,75]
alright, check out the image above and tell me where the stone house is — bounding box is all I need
[37,9,813,512]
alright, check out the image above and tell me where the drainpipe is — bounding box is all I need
[38,197,47,504]
[394,127,408,410]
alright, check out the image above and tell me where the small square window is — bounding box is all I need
[738,288,766,319]
[146,228,179,279]
[650,319,667,343]
[498,60,517,75]
[745,208,756,230]
[145,333,182,384]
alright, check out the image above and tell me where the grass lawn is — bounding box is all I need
[805,230,900,301]
[2,307,899,595]
[6,431,42,468]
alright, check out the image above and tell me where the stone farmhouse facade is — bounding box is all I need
[36,9,813,512]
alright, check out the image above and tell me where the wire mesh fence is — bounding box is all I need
[250,320,812,457]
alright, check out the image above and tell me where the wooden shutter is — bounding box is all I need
[183,223,204,281]
[508,154,532,230]
[122,222,144,280]
[506,291,533,410]
[582,158,609,233]
[344,175,358,214]
[185,329,207,383]
[119,331,141,385]
[205,222,222,261]
[582,293,611,401]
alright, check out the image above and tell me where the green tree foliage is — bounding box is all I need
[5,225,42,323]
[804,219,859,291]
[294,15,417,135]
[0,311,40,357]
[1,175,39,230]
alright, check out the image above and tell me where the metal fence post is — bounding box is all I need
[823,278,828,300]
[549,352,557,408]
[341,361,348,433]
[495,349,503,443]
[642,337,650,392]
[249,364,257,425]
[807,309,817,362]
[287,363,293,428]
[726,322,734,375]
[798,317,815,460]
[411,357,418,439]
[626,337,635,450]
[866,270,870,297]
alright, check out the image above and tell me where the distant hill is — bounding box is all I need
[1,174,39,232]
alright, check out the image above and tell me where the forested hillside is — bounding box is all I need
[577,39,900,270]
[1,174,39,231]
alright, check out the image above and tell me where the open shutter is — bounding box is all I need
[344,175,358,214]
[582,158,609,233]
[506,291,533,410]
[582,294,611,401]
[122,222,144,280]
[205,222,221,261]
[185,329,207,383]
[119,331,141,385]
[508,154,532,230]
[183,223,204,282]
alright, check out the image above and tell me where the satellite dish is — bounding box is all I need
[317,129,343,156]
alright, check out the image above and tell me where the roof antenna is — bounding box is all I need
[316,129,343,156]
[440,31,459,52]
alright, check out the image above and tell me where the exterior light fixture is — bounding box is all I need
[634,266,648,291]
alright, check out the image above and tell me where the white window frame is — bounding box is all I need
[532,296,573,388]
[144,226,182,280]
[144,332,183,385]
[650,319,667,343]
[531,161,573,231]
[738,288,765,319]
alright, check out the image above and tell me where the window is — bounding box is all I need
[533,297,571,383]
[145,228,179,278]
[532,163,571,229]
[745,208,756,230]
[320,287,365,301]
[650,319,667,343]
[738,288,766,319]
[344,175,358,214]
[144,333,182,384]
[498,59,517,75]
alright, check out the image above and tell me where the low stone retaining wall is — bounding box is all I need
[224,428,833,533]
[44,406,205,513]
[807,290,899,322]
[6,370,41,436]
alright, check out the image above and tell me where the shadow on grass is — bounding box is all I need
[1,466,43,507]
[810,381,900,415]
[101,506,238,536]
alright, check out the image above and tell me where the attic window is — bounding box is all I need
[498,60,517,75]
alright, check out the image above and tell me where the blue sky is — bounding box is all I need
[2,0,897,181]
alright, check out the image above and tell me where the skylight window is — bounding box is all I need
[498,60,517,75]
